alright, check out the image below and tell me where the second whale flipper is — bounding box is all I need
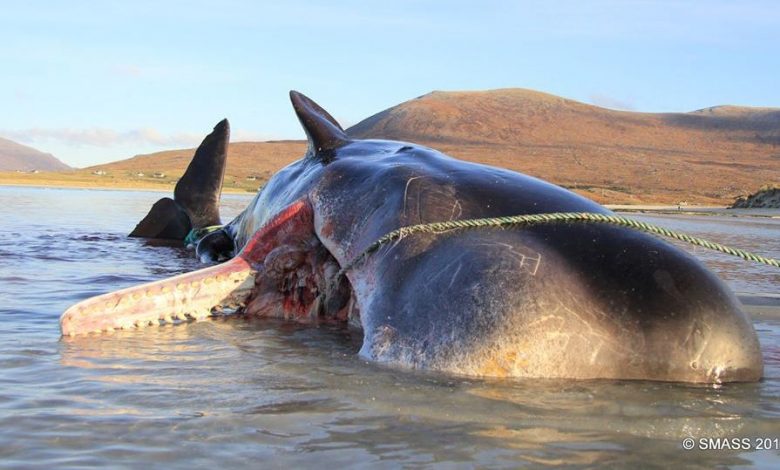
[128,197,191,239]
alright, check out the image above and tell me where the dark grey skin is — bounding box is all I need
[219,92,762,382]
[67,91,763,383]
[129,119,229,241]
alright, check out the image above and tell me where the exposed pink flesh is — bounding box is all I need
[60,199,311,336]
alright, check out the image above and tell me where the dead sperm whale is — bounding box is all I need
[60,91,763,383]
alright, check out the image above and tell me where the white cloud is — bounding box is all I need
[1,127,204,148]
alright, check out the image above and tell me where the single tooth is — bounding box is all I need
[106,327,115,333]
[308,295,322,319]
[162,286,171,294]
[163,314,173,323]
[92,329,103,334]
[134,320,144,328]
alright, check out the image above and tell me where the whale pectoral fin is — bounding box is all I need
[128,197,192,239]
[174,119,230,229]
[290,91,349,157]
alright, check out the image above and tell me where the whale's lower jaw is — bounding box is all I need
[60,198,355,336]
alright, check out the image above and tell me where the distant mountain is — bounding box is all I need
[92,88,779,204]
[348,89,779,203]
[0,137,71,171]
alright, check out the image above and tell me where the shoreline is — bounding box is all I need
[2,182,778,216]
[606,204,780,218]
[0,181,256,195]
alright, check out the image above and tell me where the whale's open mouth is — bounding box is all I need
[60,198,356,336]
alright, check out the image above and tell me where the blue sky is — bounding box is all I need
[2,0,779,168]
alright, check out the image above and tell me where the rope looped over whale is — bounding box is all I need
[337,212,780,280]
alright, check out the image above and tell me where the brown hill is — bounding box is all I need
[80,141,307,193]
[348,89,779,204]
[89,89,779,204]
[0,137,71,172]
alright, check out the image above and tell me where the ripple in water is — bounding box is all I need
[0,187,777,468]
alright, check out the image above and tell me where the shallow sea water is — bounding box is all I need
[0,186,778,468]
